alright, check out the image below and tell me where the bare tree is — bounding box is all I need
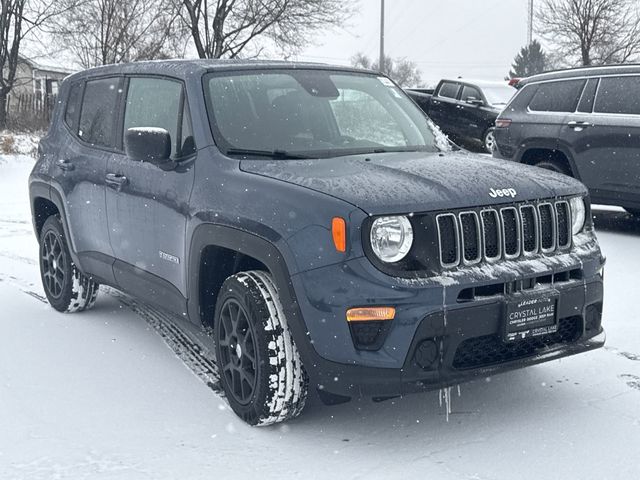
[0,0,72,129]
[537,0,640,66]
[178,0,352,59]
[352,53,423,88]
[53,0,184,68]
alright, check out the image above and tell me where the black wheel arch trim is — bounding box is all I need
[187,223,322,378]
[516,141,581,181]
[29,181,84,269]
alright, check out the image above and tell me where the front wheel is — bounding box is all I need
[214,270,308,426]
[39,215,99,313]
[533,159,572,177]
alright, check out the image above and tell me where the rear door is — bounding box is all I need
[429,81,461,136]
[54,77,122,284]
[564,75,640,203]
[525,78,586,156]
[105,76,197,310]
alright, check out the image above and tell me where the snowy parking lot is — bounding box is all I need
[1,155,639,479]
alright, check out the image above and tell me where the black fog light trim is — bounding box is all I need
[349,321,392,351]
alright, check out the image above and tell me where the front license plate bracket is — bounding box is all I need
[504,291,559,342]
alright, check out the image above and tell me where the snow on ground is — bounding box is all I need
[0,156,639,479]
[0,133,41,158]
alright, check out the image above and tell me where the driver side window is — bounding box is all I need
[461,85,481,102]
[124,77,196,159]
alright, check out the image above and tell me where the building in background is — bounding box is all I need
[7,57,75,131]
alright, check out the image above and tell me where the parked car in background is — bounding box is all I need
[493,65,640,216]
[407,79,515,153]
[30,60,605,426]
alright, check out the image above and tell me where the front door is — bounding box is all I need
[105,76,197,313]
[429,81,461,137]
[458,84,486,142]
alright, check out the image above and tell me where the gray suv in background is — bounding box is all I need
[493,65,640,216]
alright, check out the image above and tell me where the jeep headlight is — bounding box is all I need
[370,216,414,263]
[570,197,586,235]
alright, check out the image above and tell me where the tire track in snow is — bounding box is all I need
[619,374,640,392]
[0,246,224,397]
[102,287,223,396]
[605,346,640,362]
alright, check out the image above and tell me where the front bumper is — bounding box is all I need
[288,235,605,399]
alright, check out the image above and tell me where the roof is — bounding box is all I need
[19,56,75,75]
[441,78,511,88]
[65,59,376,82]
[518,64,640,86]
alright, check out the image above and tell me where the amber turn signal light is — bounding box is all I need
[332,217,347,253]
[346,307,396,322]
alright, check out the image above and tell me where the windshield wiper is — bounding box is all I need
[225,148,314,160]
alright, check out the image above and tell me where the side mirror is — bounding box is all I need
[124,127,172,167]
[466,97,484,106]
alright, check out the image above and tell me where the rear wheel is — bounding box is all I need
[214,270,308,426]
[39,215,99,313]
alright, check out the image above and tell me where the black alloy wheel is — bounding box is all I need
[41,230,67,299]
[217,298,259,405]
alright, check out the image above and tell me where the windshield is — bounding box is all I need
[204,69,443,158]
[482,85,516,106]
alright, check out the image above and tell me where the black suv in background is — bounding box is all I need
[407,79,515,152]
[493,65,640,215]
[30,60,605,426]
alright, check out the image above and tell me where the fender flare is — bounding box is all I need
[186,223,317,367]
[30,182,83,268]
[517,141,582,181]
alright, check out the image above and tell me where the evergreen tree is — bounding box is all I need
[509,40,548,78]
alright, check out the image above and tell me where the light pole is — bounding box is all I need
[527,0,534,45]
[379,0,385,71]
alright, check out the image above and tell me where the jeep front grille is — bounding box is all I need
[437,200,572,268]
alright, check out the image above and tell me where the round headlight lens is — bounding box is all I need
[370,216,414,263]
[569,197,586,235]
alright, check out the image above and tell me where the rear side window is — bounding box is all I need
[437,82,460,99]
[124,77,195,159]
[64,82,82,129]
[78,77,121,148]
[594,76,640,115]
[528,80,585,112]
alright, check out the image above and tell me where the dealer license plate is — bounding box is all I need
[504,292,559,342]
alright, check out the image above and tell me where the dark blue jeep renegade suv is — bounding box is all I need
[29,60,605,425]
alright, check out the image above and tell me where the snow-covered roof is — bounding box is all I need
[19,55,76,75]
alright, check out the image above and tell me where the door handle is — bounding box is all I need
[56,158,75,171]
[568,121,590,129]
[105,173,128,191]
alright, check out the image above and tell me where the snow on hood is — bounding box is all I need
[240,151,587,215]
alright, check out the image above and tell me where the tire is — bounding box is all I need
[483,127,496,153]
[39,215,99,313]
[533,159,572,177]
[214,270,308,426]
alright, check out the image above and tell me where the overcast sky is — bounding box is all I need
[295,0,530,86]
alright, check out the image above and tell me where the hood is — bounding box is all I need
[240,151,587,215]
